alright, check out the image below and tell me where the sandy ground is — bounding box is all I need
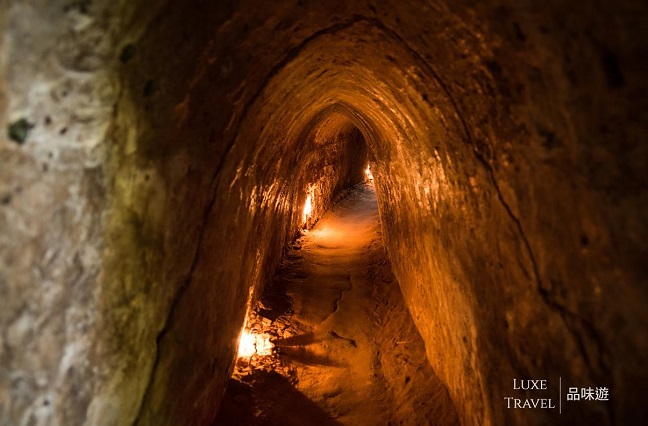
[214,183,458,425]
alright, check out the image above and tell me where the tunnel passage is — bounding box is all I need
[215,182,460,426]
[1,0,647,425]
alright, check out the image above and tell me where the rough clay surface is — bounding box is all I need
[1,0,647,425]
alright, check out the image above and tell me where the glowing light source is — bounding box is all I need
[365,164,374,181]
[303,192,313,223]
[237,330,274,358]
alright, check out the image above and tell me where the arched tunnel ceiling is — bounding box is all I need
[0,0,646,425]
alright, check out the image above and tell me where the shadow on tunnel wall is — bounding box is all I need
[214,371,342,426]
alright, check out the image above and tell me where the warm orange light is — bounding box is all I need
[365,164,374,180]
[303,193,313,223]
[237,330,273,358]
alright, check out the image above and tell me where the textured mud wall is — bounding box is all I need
[1,0,647,425]
[0,1,129,424]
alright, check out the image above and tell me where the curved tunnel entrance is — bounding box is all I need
[125,7,644,421]
[115,11,645,426]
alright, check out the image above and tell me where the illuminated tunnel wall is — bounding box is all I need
[0,0,646,425]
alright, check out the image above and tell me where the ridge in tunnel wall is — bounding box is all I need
[0,0,646,425]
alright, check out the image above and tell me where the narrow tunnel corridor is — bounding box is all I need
[215,183,458,425]
[1,1,647,425]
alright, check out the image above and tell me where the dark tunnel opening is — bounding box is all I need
[1,1,647,426]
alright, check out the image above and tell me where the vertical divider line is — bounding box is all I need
[559,376,562,414]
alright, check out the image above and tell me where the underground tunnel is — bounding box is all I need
[1,0,647,425]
